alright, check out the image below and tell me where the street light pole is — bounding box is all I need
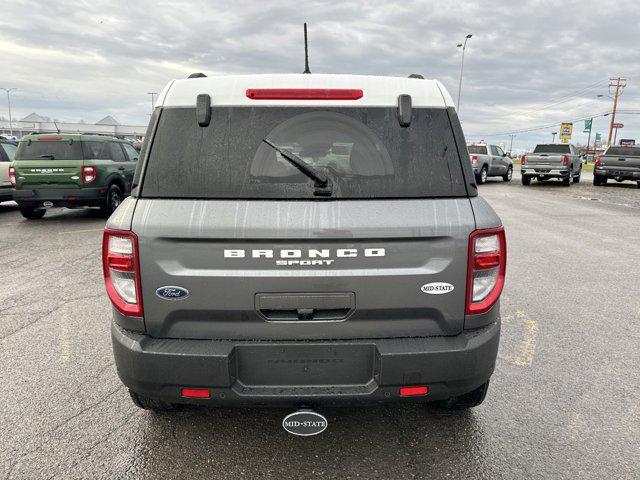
[585,117,593,161]
[456,34,473,113]
[1,88,17,136]
[147,92,158,113]
[552,132,557,143]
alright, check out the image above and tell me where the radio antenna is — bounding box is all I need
[303,23,311,74]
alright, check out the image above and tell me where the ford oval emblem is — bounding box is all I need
[282,410,328,436]
[155,286,189,300]
[421,282,455,295]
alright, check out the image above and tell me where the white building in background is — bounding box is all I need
[0,113,147,139]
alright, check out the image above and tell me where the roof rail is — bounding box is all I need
[408,74,424,79]
[188,72,207,79]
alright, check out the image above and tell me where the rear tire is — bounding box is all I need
[19,206,46,220]
[502,166,513,182]
[435,381,490,410]
[129,390,178,412]
[476,166,488,185]
[562,171,571,187]
[594,176,606,186]
[573,171,581,183]
[101,184,123,218]
[637,181,640,189]
[521,175,531,186]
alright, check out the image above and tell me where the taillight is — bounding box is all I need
[521,155,526,164]
[102,229,143,317]
[471,155,478,166]
[466,227,507,315]
[562,155,569,165]
[82,165,97,184]
[246,88,363,100]
[8,167,16,186]
[595,156,601,167]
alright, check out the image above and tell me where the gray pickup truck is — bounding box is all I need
[467,143,513,184]
[521,143,582,186]
[593,145,640,187]
[102,74,506,426]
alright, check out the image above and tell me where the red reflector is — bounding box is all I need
[37,136,62,141]
[399,386,428,397]
[67,196,77,200]
[107,253,133,272]
[181,388,211,399]
[246,88,363,100]
[474,252,501,270]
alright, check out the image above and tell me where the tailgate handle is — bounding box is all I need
[255,293,355,322]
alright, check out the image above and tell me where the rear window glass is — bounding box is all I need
[605,146,640,157]
[467,145,487,154]
[533,144,570,154]
[15,140,83,160]
[141,107,466,199]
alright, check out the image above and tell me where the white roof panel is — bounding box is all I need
[160,74,453,108]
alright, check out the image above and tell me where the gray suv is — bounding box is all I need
[103,74,506,414]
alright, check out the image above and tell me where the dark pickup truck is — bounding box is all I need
[593,146,640,187]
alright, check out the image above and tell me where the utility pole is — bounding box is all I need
[552,131,557,143]
[508,134,515,155]
[456,34,473,113]
[147,92,158,113]
[585,118,593,161]
[607,77,626,146]
[1,88,17,136]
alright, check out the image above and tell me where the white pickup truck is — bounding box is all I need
[520,143,582,186]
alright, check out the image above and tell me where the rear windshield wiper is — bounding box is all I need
[39,154,55,159]
[262,138,331,194]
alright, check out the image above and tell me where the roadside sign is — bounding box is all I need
[619,139,635,146]
[595,132,602,141]
[583,119,592,133]
[560,122,573,143]
[612,123,624,129]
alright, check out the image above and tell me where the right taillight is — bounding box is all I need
[466,227,507,315]
[83,165,97,184]
[471,155,478,166]
[595,156,601,167]
[562,155,569,165]
[521,155,526,164]
[9,166,16,186]
[102,229,143,317]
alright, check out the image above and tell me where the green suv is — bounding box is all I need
[11,134,138,219]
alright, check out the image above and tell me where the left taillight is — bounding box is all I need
[8,166,16,186]
[466,227,507,315]
[470,155,478,166]
[102,229,143,317]
[562,155,569,166]
[82,165,97,184]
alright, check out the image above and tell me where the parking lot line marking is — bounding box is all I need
[57,228,103,235]
[499,310,540,366]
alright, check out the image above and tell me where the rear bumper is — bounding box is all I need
[0,186,14,201]
[13,187,105,208]
[521,166,569,177]
[111,320,500,407]
[594,168,640,180]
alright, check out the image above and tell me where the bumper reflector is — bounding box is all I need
[181,388,211,399]
[399,386,428,397]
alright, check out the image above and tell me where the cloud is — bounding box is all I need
[0,0,638,149]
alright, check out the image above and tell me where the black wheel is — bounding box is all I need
[594,176,606,186]
[562,171,571,186]
[129,390,178,412]
[476,166,488,185]
[637,181,640,189]
[434,381,490,410]
[502,166,513,182]
[19,206,46,220]
[521,175,531,186]
[101,184,123,218]
[573,170,581,183]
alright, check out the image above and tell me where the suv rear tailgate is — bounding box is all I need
[133,198,475,341]
[14,160,83,189]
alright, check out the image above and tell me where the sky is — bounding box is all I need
[1,0,639,151]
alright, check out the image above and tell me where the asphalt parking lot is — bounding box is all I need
[1,170,639,479]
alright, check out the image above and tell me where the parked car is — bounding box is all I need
[520,143,582,186]
[11,134,139,219]
[467,143,513,183]
[593,145,640,187]
[104,73,506,418]
[0,139,18,202]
